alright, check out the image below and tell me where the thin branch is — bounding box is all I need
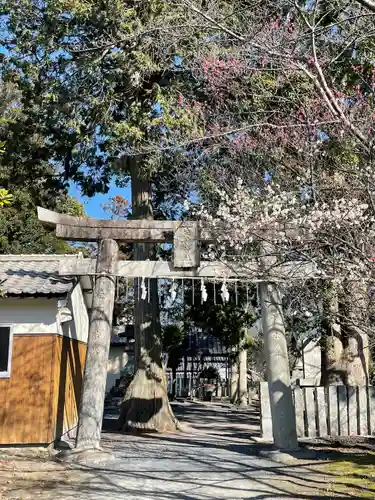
[297,62,339,118]
[182,1,246,41]
[124,119,341,156]
[182,0,297,61]
[356,0,375,12]
[68,25,210,55]
[313,60,370,150]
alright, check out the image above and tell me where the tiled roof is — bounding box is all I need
[0,255,75,296]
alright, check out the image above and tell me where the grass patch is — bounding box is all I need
[313,452,375,498]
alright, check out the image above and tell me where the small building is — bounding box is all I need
[106,325,135,394]
[0,255,89,445]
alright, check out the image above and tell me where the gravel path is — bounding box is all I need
[0,402,347,499]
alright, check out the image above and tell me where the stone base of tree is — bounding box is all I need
[258,448,319,464]
[54,447,115,465]
[237,399,248,408]
[119,366,179,433]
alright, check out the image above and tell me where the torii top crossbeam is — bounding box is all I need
[37,207,319,280]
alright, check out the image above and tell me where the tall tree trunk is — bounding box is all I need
[230,353,239,403]
[339,280,369,386]
[321,281,343,385]
[321,280,370,386]
[238,348,248,407]
[119,160,178,432]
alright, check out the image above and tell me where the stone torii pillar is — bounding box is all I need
[75,239,118,451]
[259,243,298,450]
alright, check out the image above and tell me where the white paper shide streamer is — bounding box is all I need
[140,277,147,300]
[221,280,230,303]
[170,279,178,302]
[200,278,208,303]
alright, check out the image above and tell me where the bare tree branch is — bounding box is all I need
[357,0,375,13]
[125,119,341,155]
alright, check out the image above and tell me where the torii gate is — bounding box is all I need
[38,207,320,454]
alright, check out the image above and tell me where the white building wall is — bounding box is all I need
[57,283,89,344]
[106,346,134,393]
[0,292,122,391]
[0,283,89,344]
[0,298,59,334]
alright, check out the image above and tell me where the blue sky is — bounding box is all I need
[69,181,131,219]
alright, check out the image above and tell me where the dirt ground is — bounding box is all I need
[0,402,374,499]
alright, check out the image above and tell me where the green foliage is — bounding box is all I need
[0,183,85,254]
[184,282,259,349]
[162,324,185,371]
[0,188,12,207]
[0,0,207,195]
[162,324,184,351]
[0,69,85,254]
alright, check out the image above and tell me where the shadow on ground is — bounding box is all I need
[1,401,373,499]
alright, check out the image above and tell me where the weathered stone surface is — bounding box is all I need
[328,386,339,436]
[316,387,328,437]
[260,381,273,440]
[338,386,348,436]
[348,386,358,436]
[358,386,369,435]
[173,221,200,268]
[304,387,316,438]
[55,448,115,465]
[76,239,119,450]
[302,340,321,384]
[294,386,305,438]
[259,279,298,450]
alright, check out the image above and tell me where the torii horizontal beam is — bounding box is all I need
[38,207,211,242]
[38,207,204,267]
[37,207,301,243]
[59,258,322,281]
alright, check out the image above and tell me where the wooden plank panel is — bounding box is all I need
[316,387,328,437]
[338,386,348,436]
[0,335,55,444]
[52,336,86,441]
[294,386,305,438]
[348,386,358,436]
[358,386,369,435]
[304,387,317,438]
[328,386,339,436]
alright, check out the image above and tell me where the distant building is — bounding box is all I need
[107,325,135,393]
[0,255,89,445]
[0,255,131,445]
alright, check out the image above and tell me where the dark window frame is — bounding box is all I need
[0,325,13,378]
